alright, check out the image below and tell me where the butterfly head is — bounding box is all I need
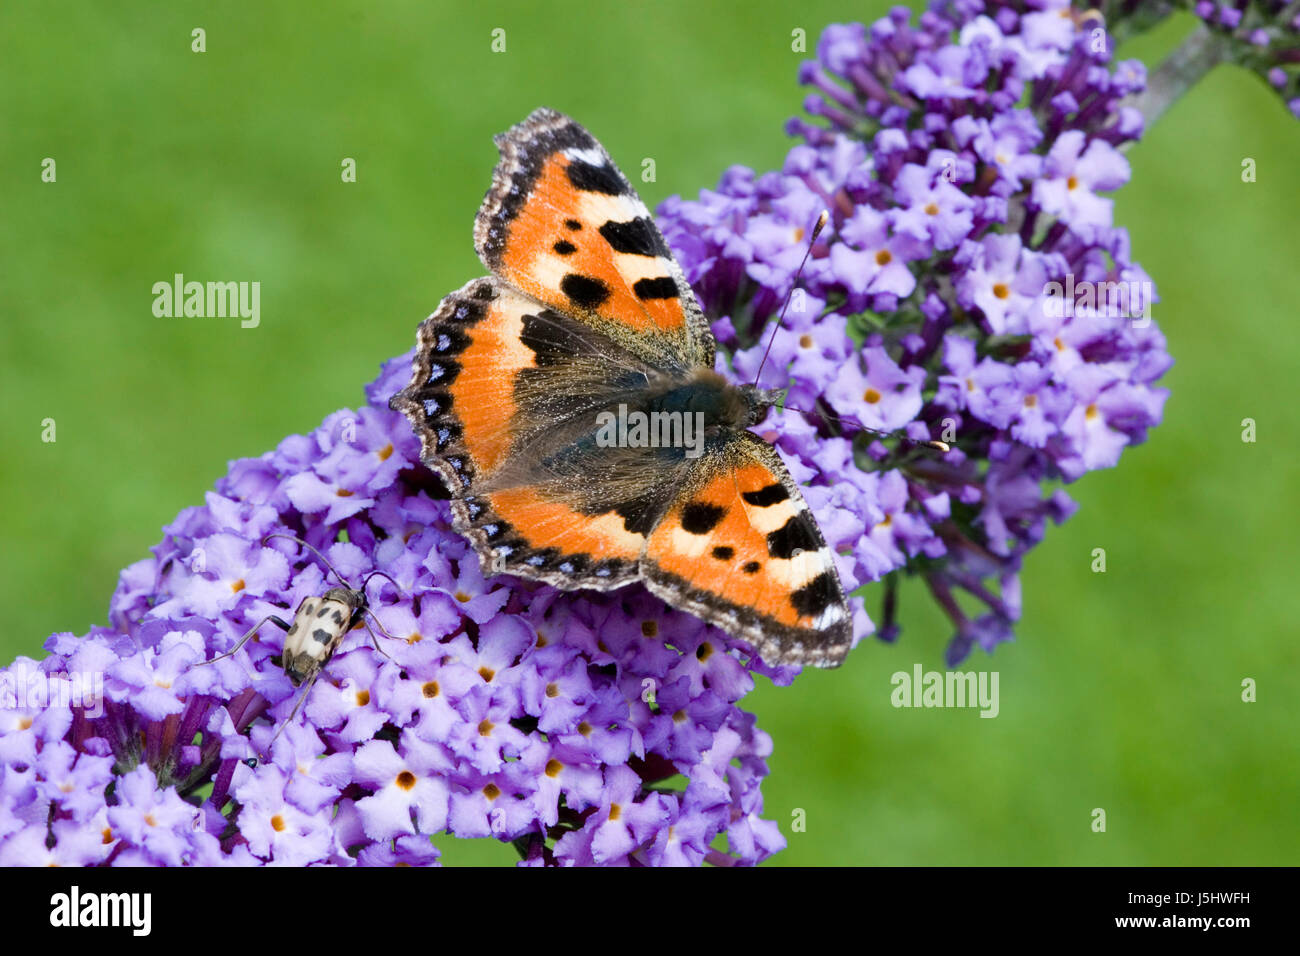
[739,385,786,426]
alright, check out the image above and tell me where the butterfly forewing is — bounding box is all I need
[474,107,713,371]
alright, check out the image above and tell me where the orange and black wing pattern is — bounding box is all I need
[642,432,853,668]
[473,107,713,371]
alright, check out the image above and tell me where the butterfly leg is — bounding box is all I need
[196,615,292,666]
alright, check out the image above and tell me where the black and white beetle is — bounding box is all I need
[198,533,402,749]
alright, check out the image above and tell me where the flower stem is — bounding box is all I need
[1128,24,1233,130]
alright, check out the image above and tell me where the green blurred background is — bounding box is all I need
[2,1,1296,865]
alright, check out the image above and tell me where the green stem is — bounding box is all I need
[1128,24,1233,130]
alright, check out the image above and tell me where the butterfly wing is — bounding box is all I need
[641,431,853,668]
[474,107,714,372]
[391,275,685,590]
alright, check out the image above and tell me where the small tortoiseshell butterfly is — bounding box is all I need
[391,108,852,668]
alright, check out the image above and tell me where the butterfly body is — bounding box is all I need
[393,108,854,668]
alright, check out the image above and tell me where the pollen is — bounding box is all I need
[793,226,805,242]
[672,708,687,723]
[992,282,1010,299]
[1066,175,1079,191]
[863,388,882,404]
[407,632,423,644]
[270,814,286,832]
[609,803,622,821]
[154,679,172,689]
[1053,336,1065,351]
[1024,394,1037,408]
[875,249,893,266]
[396,771,417,790]
[355,689,370,706]
[478,666,495,682]
[924,202,940,216]
[422,680,439,698]
[144,813,157,828]
[102,828,113,845]
[641,620,658,638]
[377,442,394,461]
[478,719,494,736]
[19,717,32,731]
[1085,403,1099,420]
[454,591,471,603]
[545,759,563,777]
[336,488,354,497]
[696,642,713,661]
[546,682,559,698]
[231,578,245,593]
[799,334,814,348]
[577,721,593,737]
[482,783,501,801]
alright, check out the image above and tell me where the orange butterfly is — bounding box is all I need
[391,108,852,667]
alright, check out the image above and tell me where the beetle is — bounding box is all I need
[198,533,401,749]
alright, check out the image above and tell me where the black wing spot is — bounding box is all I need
[742,561,761,574]
[632,277,679,300]
[681,502,725,535]
[791,572,837,619]
[613,497,660,537]
[742,483,790,507]
[317,606,330,618]
[560,274,611,311]
[767,515,821,560]
[599,217,667,257]
[566,159,624,195]
[332,610,345,626]
[311,628,334,645]
[564,219,582,231]
[711,546,735,561]
[520,310,582,366]
[553,240,576,256]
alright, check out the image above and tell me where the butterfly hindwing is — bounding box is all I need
[474,107,713,372]
[641,432,853,668]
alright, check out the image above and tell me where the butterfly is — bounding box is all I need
[390,107,853,668]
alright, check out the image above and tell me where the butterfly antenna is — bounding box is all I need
[753,210,829,387]
[778,398,951,453]
[262,533,352,589]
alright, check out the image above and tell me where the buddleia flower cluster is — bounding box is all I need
[657,0,1181,664]
[0,358,791,866]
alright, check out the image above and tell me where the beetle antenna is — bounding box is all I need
[361,570,401,594]
[262,533,352,588]
[753,209,829,387]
